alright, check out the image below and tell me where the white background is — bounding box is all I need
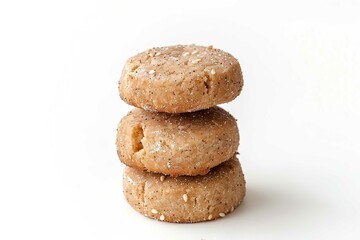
[1,0,360,239]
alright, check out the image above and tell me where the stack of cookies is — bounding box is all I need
[116,45,245,223]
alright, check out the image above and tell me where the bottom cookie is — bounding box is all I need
[123,156,246,223]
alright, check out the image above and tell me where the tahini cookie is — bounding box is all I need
[123,156,246,223]
[119,45,243,113]
[116,106,239,176]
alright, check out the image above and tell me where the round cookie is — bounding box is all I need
[119,45,243,113]
[123,156,246,223]
[116,106,239,176]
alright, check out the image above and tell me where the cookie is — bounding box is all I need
[123,156,246,223]
[116,106,239,176]
[119,45,243,113]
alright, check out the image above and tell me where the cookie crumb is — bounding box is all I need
[191,50,198,55]
[167,162,171,169]
[219,212,225,217]
[182,194,188,202]
[149,70,155,74]
[160,214,165,221]
[208,214,213,220]
[160,175,165,182]
[207,45,213,49]
[148,52,154,57]
[211,69,216,75]
[151,209,158,214]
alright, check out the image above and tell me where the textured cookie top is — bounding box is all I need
[125,155,242,186]
[122,106,237,132]
[124,45,238,82]
[119,45,243,113]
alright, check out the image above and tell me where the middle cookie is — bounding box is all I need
[116,106,239,176]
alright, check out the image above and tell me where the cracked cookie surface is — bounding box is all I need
[116,106,239,176]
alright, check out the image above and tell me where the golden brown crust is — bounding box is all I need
[119,45,243,113]
[116,107,239,176]
[123,156,246,223]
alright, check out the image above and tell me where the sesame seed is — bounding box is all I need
[178,126,185,130]
[210,69,216,75]
[191,50,198,55]
[231,206,234,212]
[219,212,226,217]
[148,52,154,57]
[182,194,188,202]
[167,162,171,169]
[208,214,213,220]
[151,209,158,214]
[183,52,189,56]
[160,175,165,182]
[192,58,202,64]
[160,214,165,221]
[155,52,161,56]
[149,70,155,74]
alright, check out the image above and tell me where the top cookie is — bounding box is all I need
[119,45,243,113]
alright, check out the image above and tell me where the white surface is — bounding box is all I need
[1,0,360,239]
